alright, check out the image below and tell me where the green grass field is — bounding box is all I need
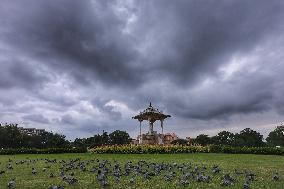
[0,153,283,189]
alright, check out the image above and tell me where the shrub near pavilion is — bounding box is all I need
[194,134,212,146]
[170,139,189,145]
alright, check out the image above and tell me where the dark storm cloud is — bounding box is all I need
[122,0,284,120]
[22,114,50,124]
[0,58,49,89]
[0,0,141,88]
[60,114,75,125]
[169,74,275,120]
[133,0,284,85]
[91,98,122,121]
[1,0,283,88]
[0,0,284,138]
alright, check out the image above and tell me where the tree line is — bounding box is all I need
[1,123,283,149]
[0,123,131,149]
[0,123,69,148]
[188,126,284,147]
[72,130,132,148]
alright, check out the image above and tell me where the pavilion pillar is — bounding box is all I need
[149,120,154,135]
[160,119,164,135]
[139,120,142,144]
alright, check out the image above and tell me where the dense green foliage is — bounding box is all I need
[195,128,265,147]
[170,139,189,145]
[232,128,264,147]
[0,124,69,148]
[211,131,234,146]
[0,124,131,150]
[90,145,284,155]
[195,134,211,145]
[209,145,284,155]
[0,153,283,188]
[72,130,131,148]
[266,126,284,147]
[109,130,132,145]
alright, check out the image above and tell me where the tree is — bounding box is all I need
[48,133,69,147]
[0,123,22,148]
[232,128,264,147]
[171,139,188,145]
[90,131,110,147]
[73,138,87,148]
[72,130,132,148]
[40,132,69,148]
[109,130,131,145]
[0,123,70,149]
[195,134,211,146]
[101,131,109,145]
[266,125,284,147]
[211,131,234,145]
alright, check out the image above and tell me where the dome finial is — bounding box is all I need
[149,102,152,107]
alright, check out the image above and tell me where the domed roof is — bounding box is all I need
[132,102,171,121]
[143,102,161,114]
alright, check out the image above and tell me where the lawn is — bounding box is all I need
[0,153,283,188]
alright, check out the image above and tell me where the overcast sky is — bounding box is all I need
[0,0,284,139]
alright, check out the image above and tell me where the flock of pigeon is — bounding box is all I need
[0,157,282,188]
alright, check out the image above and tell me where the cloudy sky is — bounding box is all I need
[0,0,284,139]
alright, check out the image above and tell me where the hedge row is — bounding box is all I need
[0,147,87,155]
[90,145,209,154]
[90,145,284,155]
[210,145,284,155]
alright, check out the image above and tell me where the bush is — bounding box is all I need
[209,145,284,155]
[0,147,87,155]
[90,145,209,154]
[171,139,189,145]
[90,145,284,155]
